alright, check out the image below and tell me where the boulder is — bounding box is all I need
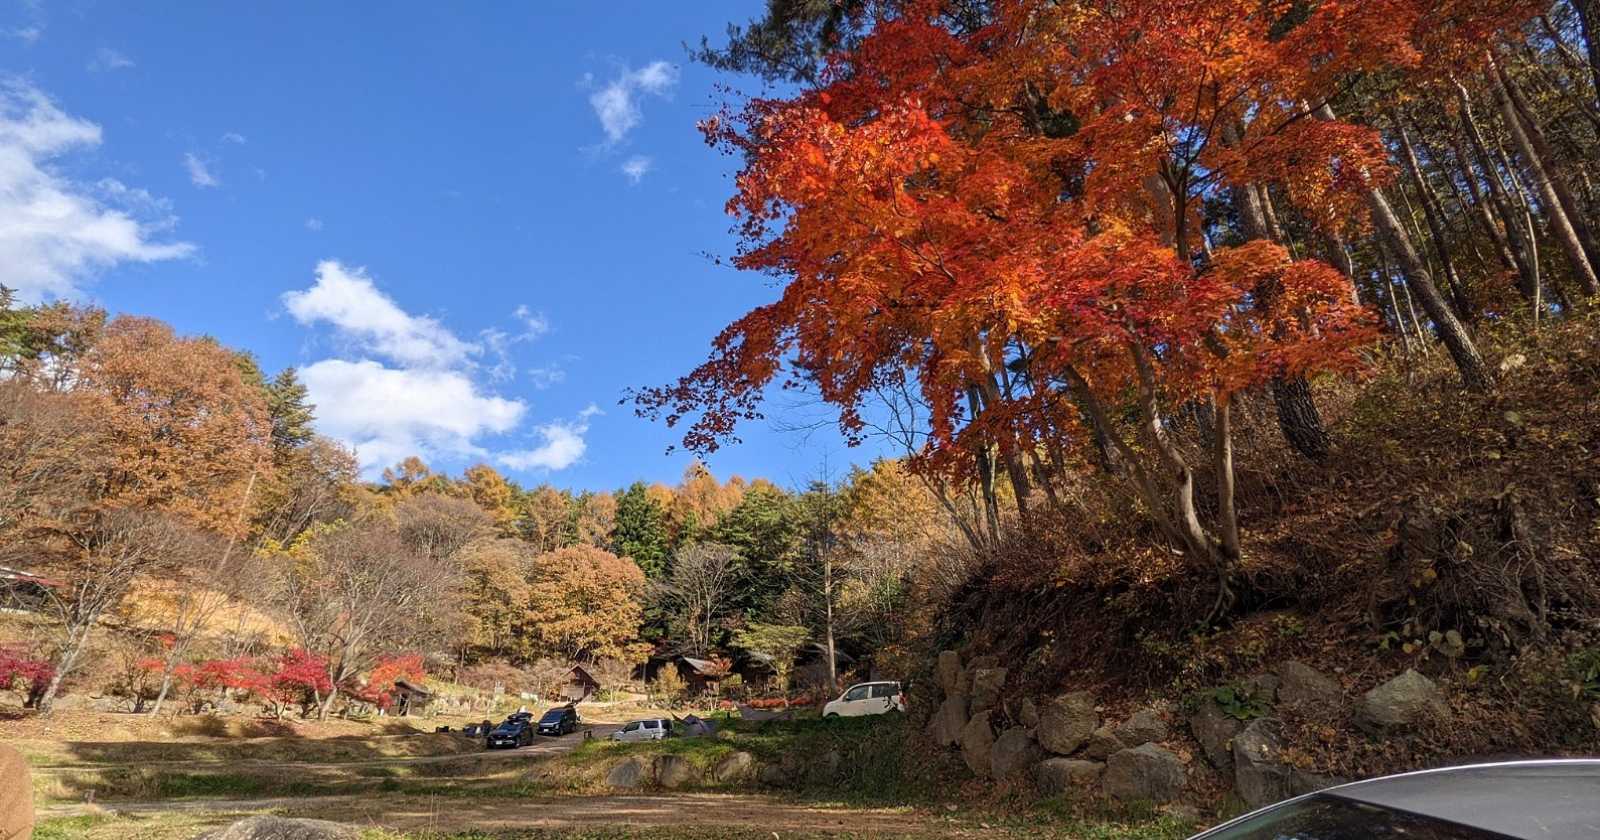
[960,711,996,778]
[990,727,1043,779]
[605,756,653,788]
[969,667,1007,713]
[710,751,757,784]
[1276,661,1342,710]
[929,692,969,747]
[1034,758,1104,794]
[1019,697,1040,729]
[1356,669,1448,732]
[757,764,790,786]
[1242,673,1281,703]
[937,650,965,695]
[1232,719,1292,809]
[654,755,698,788]
[1290,769,1346,797]
[195,817,359,840]
[1037,692,1099,755]
[1187,700,1242,773]
[809,749,843,784]
[1103,744,1186,804]
[1114,707,1169,746]
[1083,725,1123,761]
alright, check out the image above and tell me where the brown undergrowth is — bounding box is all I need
[930,312,1600,780]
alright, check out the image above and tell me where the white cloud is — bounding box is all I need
[282,260,478,368]
[5,26,41,45]
[588,60,679,144]
[498,405,600,471]
[183,152,218,188]
[526,363,566,390]
[620,155,652,183]
[304,217,323,231]
[285,262,588,477]
[299,359,527,474]
[87,47,134,72]
[512,304,549,338]
[0,81,193,301]
[221,131,246,145]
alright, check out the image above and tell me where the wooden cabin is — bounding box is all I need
[562,665,601,702]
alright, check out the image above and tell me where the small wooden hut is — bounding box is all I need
[562,665,601,702]
[390,679,432,716]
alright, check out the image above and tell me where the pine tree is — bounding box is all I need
[265,368,316,456]
[612,481,669,578]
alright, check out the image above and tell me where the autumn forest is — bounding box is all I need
[4,0,1600,830]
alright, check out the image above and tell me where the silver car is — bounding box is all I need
[1190,760,1600,839]
[610,717,673,742]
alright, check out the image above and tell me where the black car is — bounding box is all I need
[1191,760,1600,839]
[536,705,579,736]
[485,719,533,749]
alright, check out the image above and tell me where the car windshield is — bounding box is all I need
[539,710,566,723]
[1201,794,1512,840]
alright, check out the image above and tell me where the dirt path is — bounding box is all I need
[42,791,934,835]
[29,724,619,773]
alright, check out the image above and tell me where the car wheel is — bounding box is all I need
[825,713,840,718]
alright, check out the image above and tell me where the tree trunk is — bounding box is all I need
[1577,0,1600,110]
[1313,103,1492,389]
[1226,161,1331,460]
[1394,115,1473,318]
[1490,56,1600,296]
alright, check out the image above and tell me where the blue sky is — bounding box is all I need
[0,1,892,491]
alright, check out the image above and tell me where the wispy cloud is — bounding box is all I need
[220,131,246,145]
[620,155,652,184]
[512,304,550,339]
[183,152,218,188]
[526,363,566,390]
[305,217,323,231]
[0,80,193,301]
[4,26,41,45]
[87,47,134,72]
[498,405,601,471]
[283,262,590,477]
[283,260,478,368]
[588,60,678,145]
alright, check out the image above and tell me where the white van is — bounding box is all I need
[821,681,906,718]
[610,718,673,741]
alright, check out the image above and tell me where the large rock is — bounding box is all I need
[990,727,1043,779]
[960,711,996,778]
[605,756,654,788]
[937,650,965,695]
[757,764,790,786]
[1188,700,1242,773]
[195,817,359,840]
[1114,707,1169,746]
[969,667,1008,713]
[1034,758,1104,794]
[929,692,969,747]
[1019,697,1040,729]
[1037,692,1099,755]
[1277,661,1342,710]
[1356,670,1448,732]
[710,751,756,784]
[1232,719,1293,809]
[1103,744,1186,804]
[1083,725,1123,761]
[1243,673,1281,703]
[654,754,698,788]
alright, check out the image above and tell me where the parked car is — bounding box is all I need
[536,705,580,736]
[484,718,532,749]
[1189,759,1600,839]
[611,718,673,742]
[822,681,905,718]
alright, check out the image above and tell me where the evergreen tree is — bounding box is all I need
[612,481,669,578]
[709,483,798,618]
[265,368,317,455]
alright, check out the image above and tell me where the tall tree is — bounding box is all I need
[612,481,670,578]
